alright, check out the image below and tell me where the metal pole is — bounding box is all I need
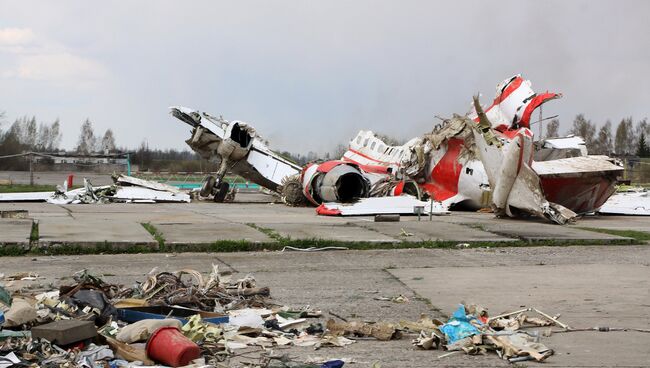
[539,105,543,138]
[29,153,34,186]
[126,153,131,176]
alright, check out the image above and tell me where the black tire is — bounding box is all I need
[213,182,230,202]
[200,176,216,197]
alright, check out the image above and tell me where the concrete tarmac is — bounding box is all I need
[1,246,649,367]
[0,192,643,248]
[1,188,648,365]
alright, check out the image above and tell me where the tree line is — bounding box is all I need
[1,111,649,172]
[0,114,205,171]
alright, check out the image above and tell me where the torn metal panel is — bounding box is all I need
[469,74,562,130]
[471,96,577,224]
[342,117,491,209]
[316,195,449,216]
[533,155,622,176]
[598,189,650,215]
[1,175,190,204]
[0,191,54,202]
[534,156,623,213]
[110,186,191,203]
[535,136,587,161]
[114,174,181,193]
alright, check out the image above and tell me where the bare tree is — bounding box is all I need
[331,143,348,160]
[592,121,613,155]
[635,118,649,139]
[569,114,596,152]
[615,117,635,155]
[101,129,116,153]
[76,119,97,154]
[50,119,61,150]
[36,123,51,151]
[544,119,560,138]
[24,116,37,148]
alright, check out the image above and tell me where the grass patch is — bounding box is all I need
[30,220,39,243]
[0,184,56,193]
[141,222,166,250]
[0,225,641,257]
[577,227,650,243]
[246,223,282,241]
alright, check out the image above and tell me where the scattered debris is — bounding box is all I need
[0,174,190,204]
[316,196,450,216]
[598,188,650,216]
[3,267,649,366]
[0,266,357,367]
[412,304,560,362]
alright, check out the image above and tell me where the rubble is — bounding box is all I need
[0,266,358,367]
[412,304,560,363]
[0,174,190,204]
[169,74,626,223]
[598,187,650,216]
[5,265,648,366]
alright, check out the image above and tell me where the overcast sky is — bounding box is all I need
[1,1,648,154]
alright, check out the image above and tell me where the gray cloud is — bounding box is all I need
[0,0,648,154]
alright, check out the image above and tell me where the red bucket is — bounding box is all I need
[146,326,201,367]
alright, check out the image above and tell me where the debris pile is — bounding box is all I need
[411,304,566,363]
[0,267,353,367]
[0,174,190,204]
[2,268,583,367]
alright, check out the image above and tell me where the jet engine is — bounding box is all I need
[301,161,371,205]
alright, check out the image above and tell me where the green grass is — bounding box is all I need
[577,227,650,243]
[0,184,56,193]
[0,224,642,257]
[30,220,39,243]
[141,222,166,249]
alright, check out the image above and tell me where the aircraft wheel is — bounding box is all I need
[213,182,230,202]
[200,175,216,197]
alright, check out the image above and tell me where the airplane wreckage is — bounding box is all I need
[2,75,645,222]
[169,75,642,224]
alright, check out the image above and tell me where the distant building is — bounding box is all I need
[34,152,130,173]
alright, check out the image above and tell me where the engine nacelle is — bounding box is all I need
[301,161,370,205]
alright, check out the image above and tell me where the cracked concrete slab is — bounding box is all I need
[0,218,32,247]
[38,217,157,249]
[357,220,516,242]
[153,222,276,244]
[480,222,630,241]
[390,264,650,367]
[259,222,399,242]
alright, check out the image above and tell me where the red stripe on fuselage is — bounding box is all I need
[420,138,463,201]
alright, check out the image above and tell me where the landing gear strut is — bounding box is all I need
[199,175,231,202]
[213,182,230,202]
